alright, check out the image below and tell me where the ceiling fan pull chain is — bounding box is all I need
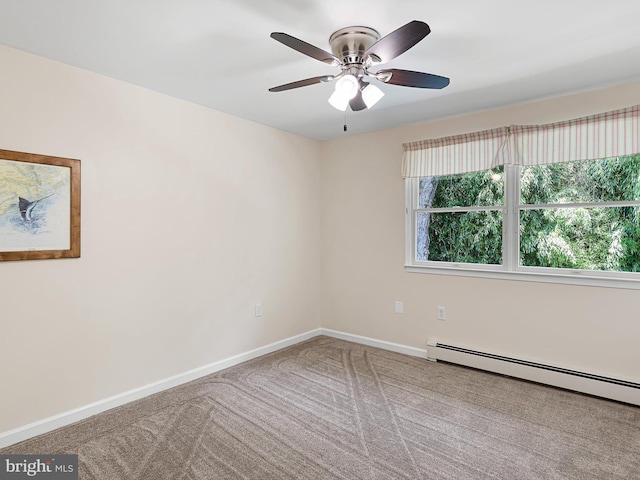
[344,109,348,132]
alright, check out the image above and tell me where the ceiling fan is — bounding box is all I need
[269,20,450,112]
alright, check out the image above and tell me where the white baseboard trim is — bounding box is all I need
[0,328,425,449]
[0,328,323,449]
[5,326,633,449]
[318,328,428,359]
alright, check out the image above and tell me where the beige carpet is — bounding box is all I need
[3,336,639,479]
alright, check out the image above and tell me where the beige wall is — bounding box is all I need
[0,46,322,433]
[321,81,640,384]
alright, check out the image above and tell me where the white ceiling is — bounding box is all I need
[1,0,640,141]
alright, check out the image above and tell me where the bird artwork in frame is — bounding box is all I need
[0,149,80,261]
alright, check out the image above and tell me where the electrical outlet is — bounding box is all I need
[255,303,263,317]
[437,306,446,321]
[395,301,404,314]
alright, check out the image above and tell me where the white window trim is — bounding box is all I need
[405,165,640,290]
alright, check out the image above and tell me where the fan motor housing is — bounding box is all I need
[329,26,380,65]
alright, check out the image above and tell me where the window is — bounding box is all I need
[402,104,640,287]
[406,155,640,285]
[415,167,504,265]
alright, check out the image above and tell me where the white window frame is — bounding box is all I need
[405,164,640,290]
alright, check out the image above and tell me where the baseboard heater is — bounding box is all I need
[426,340,640,406]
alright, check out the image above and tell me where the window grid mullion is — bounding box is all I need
[519,200,640,210]
[504,164,519,271]
[415,206,503,214]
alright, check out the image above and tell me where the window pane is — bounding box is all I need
[419,166,504,209]
[417,211,503,264]
[520,207,640,272]
[521,155,640,205]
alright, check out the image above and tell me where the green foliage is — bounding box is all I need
[432,167,504,208]
[519,155,640,271]
[428,211,502,264]
[426,167,503,264]
[420,155,640,272]
[521,155,640,204]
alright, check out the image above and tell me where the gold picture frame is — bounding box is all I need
[0,149,80,261]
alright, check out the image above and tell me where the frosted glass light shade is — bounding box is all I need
[328,90,350,111]
[334,74,359,99]
[362,84,384,108]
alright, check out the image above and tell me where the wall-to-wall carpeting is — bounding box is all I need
[3,336,639,479]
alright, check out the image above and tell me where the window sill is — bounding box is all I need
[405,264,640,290]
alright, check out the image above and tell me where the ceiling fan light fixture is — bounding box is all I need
[361,83,384,108]
[269,21,450,113]
[328,74,359,110]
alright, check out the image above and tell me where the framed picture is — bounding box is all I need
[0,149,80,261]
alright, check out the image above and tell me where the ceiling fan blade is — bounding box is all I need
[364,20,430,64]
[349,89,367,111]
[269,75,334,92]
[377,69,450,89]
[271,32,340,65]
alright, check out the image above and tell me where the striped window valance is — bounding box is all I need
[512,105,640,166]
[402,104,640,178]
[402,127,511,178]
